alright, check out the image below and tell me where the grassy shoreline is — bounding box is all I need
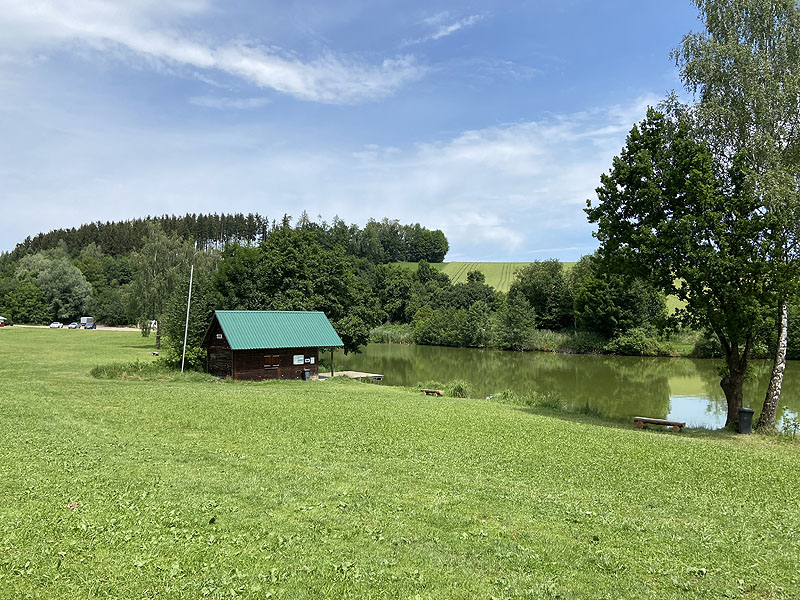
[1,328,798,599]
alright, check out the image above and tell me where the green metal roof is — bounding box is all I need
[214,310,344,350]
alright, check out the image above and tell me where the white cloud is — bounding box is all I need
[431,15,484,40]
[403,13,485,47]
[189,96,270,109]
[0,0,424,103]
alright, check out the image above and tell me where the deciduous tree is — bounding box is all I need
[587,110,772,427]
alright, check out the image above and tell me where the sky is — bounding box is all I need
[0,0,701,261]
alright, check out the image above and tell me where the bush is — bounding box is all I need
[604,328,673,357]
[444,379,472,398]
[370,323,414,344]
[522,329,606,354]
[158,342,207,371]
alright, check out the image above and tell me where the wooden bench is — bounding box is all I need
[634,416,686,433]
[421,389,444,397]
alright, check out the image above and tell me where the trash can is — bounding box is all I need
[301,369,311,381]
[738,407,755,434]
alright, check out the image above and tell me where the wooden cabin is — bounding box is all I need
[201,310,344,381]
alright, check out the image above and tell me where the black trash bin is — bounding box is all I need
[738,407,754,434]
[301,369,311,381]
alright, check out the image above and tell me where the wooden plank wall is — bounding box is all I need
[232,347,320,381]
[207,347,233,378]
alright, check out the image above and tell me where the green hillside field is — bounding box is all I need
[0,328,797,599]
[395,261,559,292]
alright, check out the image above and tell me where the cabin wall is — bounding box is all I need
[207,347,233,378]
[232,347,320,381]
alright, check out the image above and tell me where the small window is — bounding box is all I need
[264,354,280,369]
[216,333,223,339]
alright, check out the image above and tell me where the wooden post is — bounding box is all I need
[330,348,334,377]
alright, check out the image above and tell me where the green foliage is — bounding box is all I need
[691,332,725,358]
[159,266,220,370]
[674,0,800,430]
[16,249,92,321]
[466,269,485,284]
[415,379,446,391]
[410,303,492,349]
[495,293,535,350]
[780,411,800,438]
[371,264,414,322]
[523,329,606,354]
[573,254,666,339]
[443,379,472,398]
[127,224,211,337]
[11,212,449,265]
[1,279,49,324]
[213,227,379,353]
[510,259,574,330]
[603,328,674,357]
[587,109,773,424]
[369,323,414,344]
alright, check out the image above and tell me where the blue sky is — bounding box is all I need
[0,1,699,260]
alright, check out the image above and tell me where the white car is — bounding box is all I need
[49,322,63,328]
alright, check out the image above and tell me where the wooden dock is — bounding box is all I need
[317,370,384,381]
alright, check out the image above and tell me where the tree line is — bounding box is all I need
[7,212,448,264]
[0,214,447,332]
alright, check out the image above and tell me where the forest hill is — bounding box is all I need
[7,212,448,263]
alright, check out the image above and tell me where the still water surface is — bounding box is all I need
[335,343,800,429]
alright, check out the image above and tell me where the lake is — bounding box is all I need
[334,343,800,429]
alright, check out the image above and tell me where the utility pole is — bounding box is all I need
[180,264,194,373]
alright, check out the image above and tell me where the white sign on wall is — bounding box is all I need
[293,355,305,365]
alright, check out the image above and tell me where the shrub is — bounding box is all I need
[370,324,414,344]
[158,342,207,371]
[604,328,673,357]
[444,379,472,398]
[521,329,606,354]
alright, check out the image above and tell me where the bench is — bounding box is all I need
[634,416,686,433]
[420,389,444,397]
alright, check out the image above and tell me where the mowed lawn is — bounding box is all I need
[1,329,798,599]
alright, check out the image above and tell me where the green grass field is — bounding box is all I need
[395,262,561,292]
[1,328,798,599]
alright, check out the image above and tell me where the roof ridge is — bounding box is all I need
[215,309,323,313]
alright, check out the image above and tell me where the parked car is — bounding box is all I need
[49,322,63,328]
[68,322,79,329]
[85,322,96,329]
